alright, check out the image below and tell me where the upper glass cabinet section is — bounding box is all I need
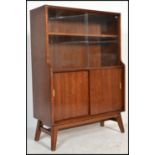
[48,10,119,35]
[48,9,120,71]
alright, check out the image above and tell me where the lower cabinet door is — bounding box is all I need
[90,68,124,115]
[53,71,89,121]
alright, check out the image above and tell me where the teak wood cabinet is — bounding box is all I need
[30,5,125,151]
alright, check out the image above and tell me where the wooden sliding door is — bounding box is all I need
[53,71,89,121]
[90,68,124,115]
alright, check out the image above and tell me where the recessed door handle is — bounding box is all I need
[119,82,122,90]
[53,89,55,97]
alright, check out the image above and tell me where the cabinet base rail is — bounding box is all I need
[34,112,124,151]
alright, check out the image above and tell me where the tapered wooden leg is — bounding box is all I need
[34,120,43,141]
[100,121,105,127]
[115,114,125,133]
[51,127,58,151]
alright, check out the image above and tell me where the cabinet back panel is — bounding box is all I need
[49,21,87,34]
[89,43,118,67]
[88,14,118,35]
[53,71,89,121]
[48,14,87,34]
[52,43,88,70]
[49,42,118,70]
[48,14,118,35]
[89,45,102,67]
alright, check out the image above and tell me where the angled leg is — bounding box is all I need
[115,114,125,133]
[51,127,58,151]
[100,121,105,127]
[34,120,43,141]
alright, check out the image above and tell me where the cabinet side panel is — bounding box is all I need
[30,7,51,126]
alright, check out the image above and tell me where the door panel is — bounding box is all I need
[90,68,124,115]
[53,71,89,121]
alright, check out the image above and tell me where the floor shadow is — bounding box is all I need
[38,141,51,151]
[104,126,121,133]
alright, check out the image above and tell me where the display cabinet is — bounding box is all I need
[30,5,125,151]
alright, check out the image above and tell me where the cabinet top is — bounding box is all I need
[30,5,121,16]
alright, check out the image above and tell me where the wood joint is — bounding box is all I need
[40,127,51,135]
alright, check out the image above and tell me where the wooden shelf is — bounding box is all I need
[48,32,118,38]
[53,65,123,73]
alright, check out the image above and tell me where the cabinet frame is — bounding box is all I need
[30,5,125,151]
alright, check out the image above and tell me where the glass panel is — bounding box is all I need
[48,11,89,70]
[88,14,119,35]
[88,38,118,67]
[48,12,87,34]
[87,13,119,67]
[49,35,89,70]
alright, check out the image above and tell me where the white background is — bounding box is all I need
[0,0,155,155]
[27,1,128,129]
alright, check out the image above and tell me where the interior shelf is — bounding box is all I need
[51,40,118,45]
[53,65,123,73]
[48,32,118,38]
